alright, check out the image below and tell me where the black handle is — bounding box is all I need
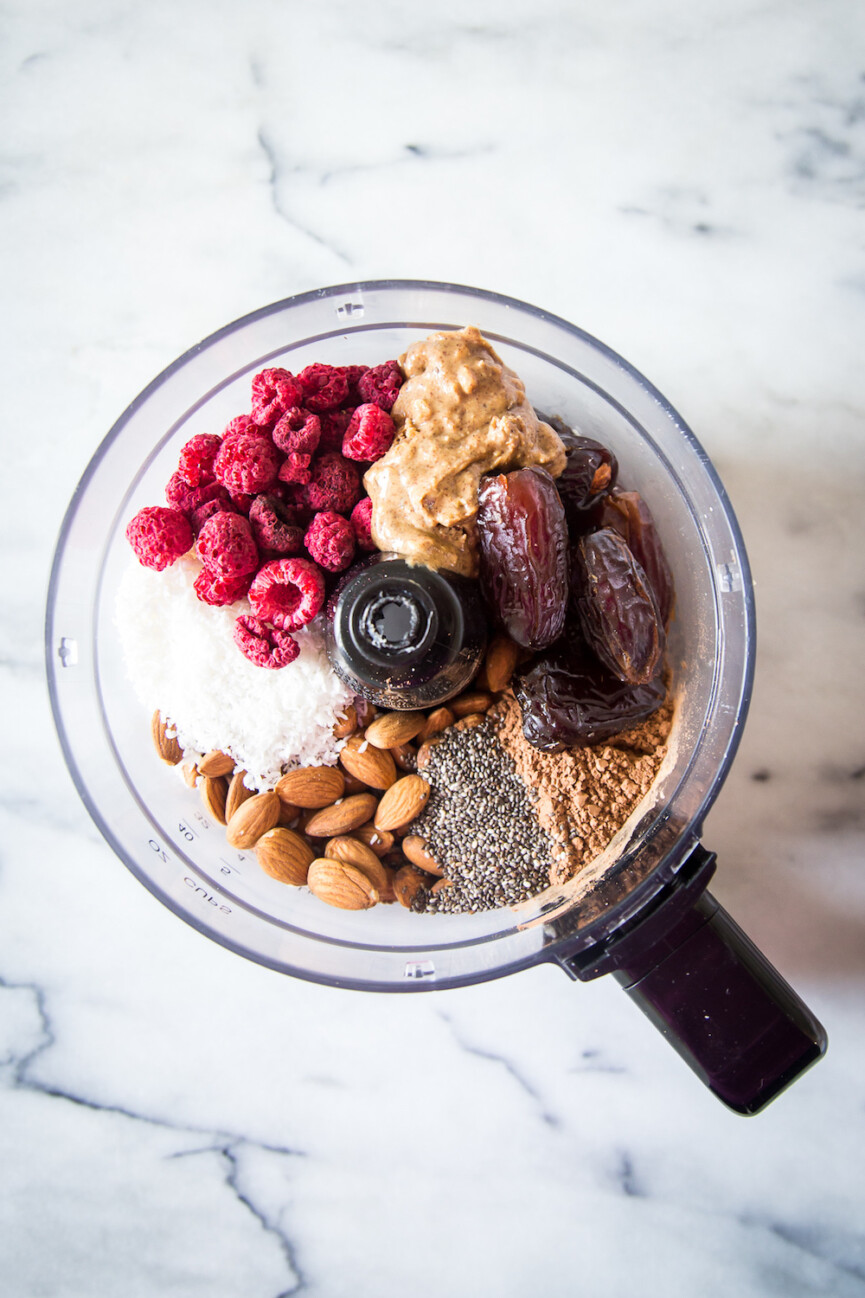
[613,889,827,1114]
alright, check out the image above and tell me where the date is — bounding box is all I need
[515,632,667,751]
[572,528,665,684]
[546,416,618,536]
[477,467,569,650]
[599,489,674,626]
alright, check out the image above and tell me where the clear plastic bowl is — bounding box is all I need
[46,281,754,991]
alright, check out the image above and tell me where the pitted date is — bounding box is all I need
[515,634,667,751]
[477,466,569,649]
[572,528,665,684]
[546,416,618,535]
[599,489,674,626]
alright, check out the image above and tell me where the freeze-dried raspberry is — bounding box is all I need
[166,473,231,517]
[270,480,313,518]
[304,510,356,572]
[318,408,353,453]
[298,363,350,412]
[126,506,193,571]
[342,403,395,462]
[249,494,305,556]
[227,488,254,516]
[223,414,259,438]
[178,433,222,487]
[350,497,376,551]
[303,453,361,514]
[277,452,313,485]
[250,368,304,426]
[196,512,259,577]
[214,431,281,495]
[339,364,370,405]
[190,496,235,535]
[193,567,253,607]
[357,360,403,411]
[248,558,325,630]
[234,615,300,669]
[272,407,321,456]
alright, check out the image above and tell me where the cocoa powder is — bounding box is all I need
[492,693,673,885]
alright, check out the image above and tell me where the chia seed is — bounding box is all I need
[411,717,554,914]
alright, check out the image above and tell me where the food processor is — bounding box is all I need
[46,280,826,1114]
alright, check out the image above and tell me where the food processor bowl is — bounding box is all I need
[46,281,826,1111]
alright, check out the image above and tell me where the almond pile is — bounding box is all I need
[152,632,521,912]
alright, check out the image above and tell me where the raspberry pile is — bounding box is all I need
[125,358,403,669]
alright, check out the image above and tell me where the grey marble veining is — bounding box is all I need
[3,0,865,1294]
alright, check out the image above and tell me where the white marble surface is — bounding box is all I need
[3,0,865,1293]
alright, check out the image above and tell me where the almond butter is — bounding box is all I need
[307,858,379,910]
[401,834,445,876]
[303,793,379,838]
[419,706,455,741]
[225,770,254,822]
[452,690,493,718]
[198,749,235,778]
[332,703,358,739]
[276,765,345,809]
[151,711,182,765]
[225,790,281,850]
[484,633,520,692]
[364,710,427,749]
[374,774,430,831]
[393,864,429,909]
[354,822,395,857]
[338,734,397,790]
[255,827,314,885]
[200,775,228,825]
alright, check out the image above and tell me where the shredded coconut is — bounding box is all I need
[115,555,352,789]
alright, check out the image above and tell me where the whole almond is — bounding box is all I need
[364,711,426,749]
[255,827,314,885]
[393,864,429,909]
[324,839,389,896]
[454,713,485,731]
[342,770,372,795]
[379,866,397,905]
[354,822,395,857]
[354,697,376,729]
[332,703,358,739]
[419,706,455,742]
[308,858,379,910]
[484,633,520,692]
[452,691,493,718]
[304,793,379,839]
[198,749,235,778]
[181,761,199,788]
[225,770,254,822]
[390,742,418,772]
[277,798,301,827]
[339,734,397,790]
[152,711,182,765]
[225,790,281,850]
[200,775,228,825]
[374,775,430,831]
[324,835,384,876]
[430,877,453,895]
[401,834,445,877]
[276,765,345,809]
[416,737,444,771]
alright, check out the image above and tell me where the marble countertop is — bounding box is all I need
[4,1,865,1293]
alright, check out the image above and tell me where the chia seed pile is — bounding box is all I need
[411,718,556,913]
